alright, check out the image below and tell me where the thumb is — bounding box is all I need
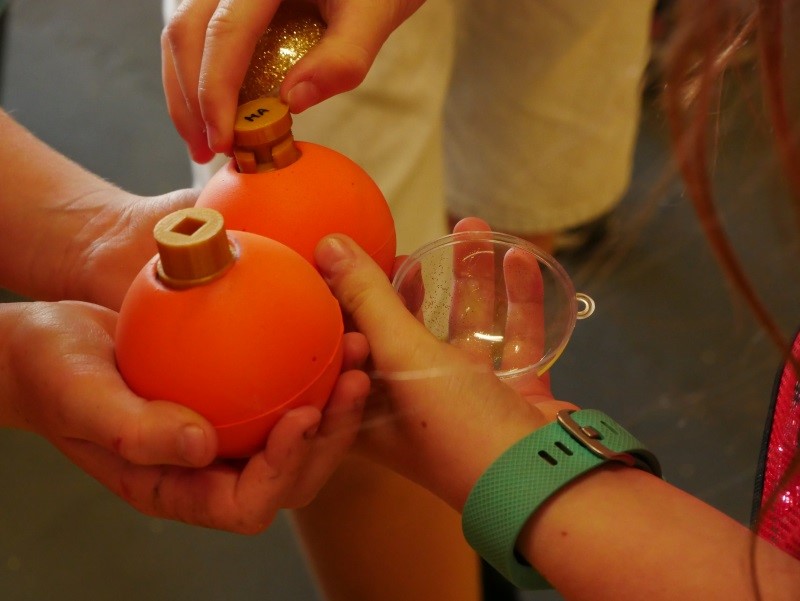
[314,235,434,370]
[281,1,422,113]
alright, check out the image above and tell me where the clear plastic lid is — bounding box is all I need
[392,231,594,379]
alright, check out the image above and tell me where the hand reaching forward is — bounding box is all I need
[1,300,369,533]
[0,108,200,311]
[314,230,576,511]
[162,0,426,161]
[445,217,552,398]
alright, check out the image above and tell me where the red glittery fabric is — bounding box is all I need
[757,334,800,559]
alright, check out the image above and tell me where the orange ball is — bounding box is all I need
[116,210,344,458]
[196,142,397,275]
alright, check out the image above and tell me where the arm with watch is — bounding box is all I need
[314,227,800,601]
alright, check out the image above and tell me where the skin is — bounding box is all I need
[289,217,557,601]
[163,2,490,591]
[313,230,800,600]
[161,1,800,594]
[290,455,481,601]
[290,223,491,601]
[315,220,571,505]
[0,108,368,532]
[448,213,557,256]
[161,0,425,161]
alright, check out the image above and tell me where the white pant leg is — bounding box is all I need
[444,0,656,234]
[162,0,455,254]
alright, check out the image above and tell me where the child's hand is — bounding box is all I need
[161,0,425,162]
[447,217,553,399]
[1,300,369,532]
[314,231,575,511]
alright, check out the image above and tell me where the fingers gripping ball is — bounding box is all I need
[115,207,344,458]
[196,97,396,276]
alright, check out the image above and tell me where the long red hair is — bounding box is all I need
[661,0,800,595]
[662,0,798,352]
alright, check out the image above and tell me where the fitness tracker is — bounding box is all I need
[462,409,662,589]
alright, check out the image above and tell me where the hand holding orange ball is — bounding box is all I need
[118,6,395,459]
[115,207,345,458]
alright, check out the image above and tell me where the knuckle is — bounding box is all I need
[341,285,380,319]
[196,79,222,113]
[324,43,371,92]
[205,3,262,50]
[162,15,191,51]
[206,6,238,40]
[113,418,147,464]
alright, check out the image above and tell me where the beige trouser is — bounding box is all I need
[165,0,653,249]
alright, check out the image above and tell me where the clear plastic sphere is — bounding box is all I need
[392,231,594,380]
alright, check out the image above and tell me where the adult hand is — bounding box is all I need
[314,224,575,511]
[1,300,369,532]
[64,189,198,311]
[0,110,198,311]
[162,0,425,161]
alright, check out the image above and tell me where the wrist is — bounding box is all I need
[437,405,555,512]
[71,190,198,309]
[450,413,547,512]
[461,409,661,589]
[0,111,123,301]
[375,403,550,513]
[63,189,133,305]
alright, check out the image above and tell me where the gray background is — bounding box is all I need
[2,1,798,599]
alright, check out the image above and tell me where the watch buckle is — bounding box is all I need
[556,410,637,468]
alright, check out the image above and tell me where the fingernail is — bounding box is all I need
[206,124,223,154]
[315,235,355,279]
[286,81,320,114]
[179,425,208,465]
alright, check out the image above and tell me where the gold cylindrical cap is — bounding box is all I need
[233,97,301,172]
[234,97,293,147]
[154,207,234,288]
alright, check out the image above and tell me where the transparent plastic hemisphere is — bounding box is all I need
[392,231,594,381]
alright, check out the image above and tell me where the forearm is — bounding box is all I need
[0,109,124,300]
[418,405,800,598]
[521,464,800,600]
[315,226,800,598]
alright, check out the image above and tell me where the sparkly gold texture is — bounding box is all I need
[238,2,326,103]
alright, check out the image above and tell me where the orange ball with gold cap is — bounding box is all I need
[197,97,396,275]
[195,3,396,275]
[115,207,344,458]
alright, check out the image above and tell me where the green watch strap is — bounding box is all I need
[461,409,662,589]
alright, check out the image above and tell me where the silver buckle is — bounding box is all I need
[556,410,637,468]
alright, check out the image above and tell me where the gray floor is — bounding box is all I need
[2,1,798,600]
